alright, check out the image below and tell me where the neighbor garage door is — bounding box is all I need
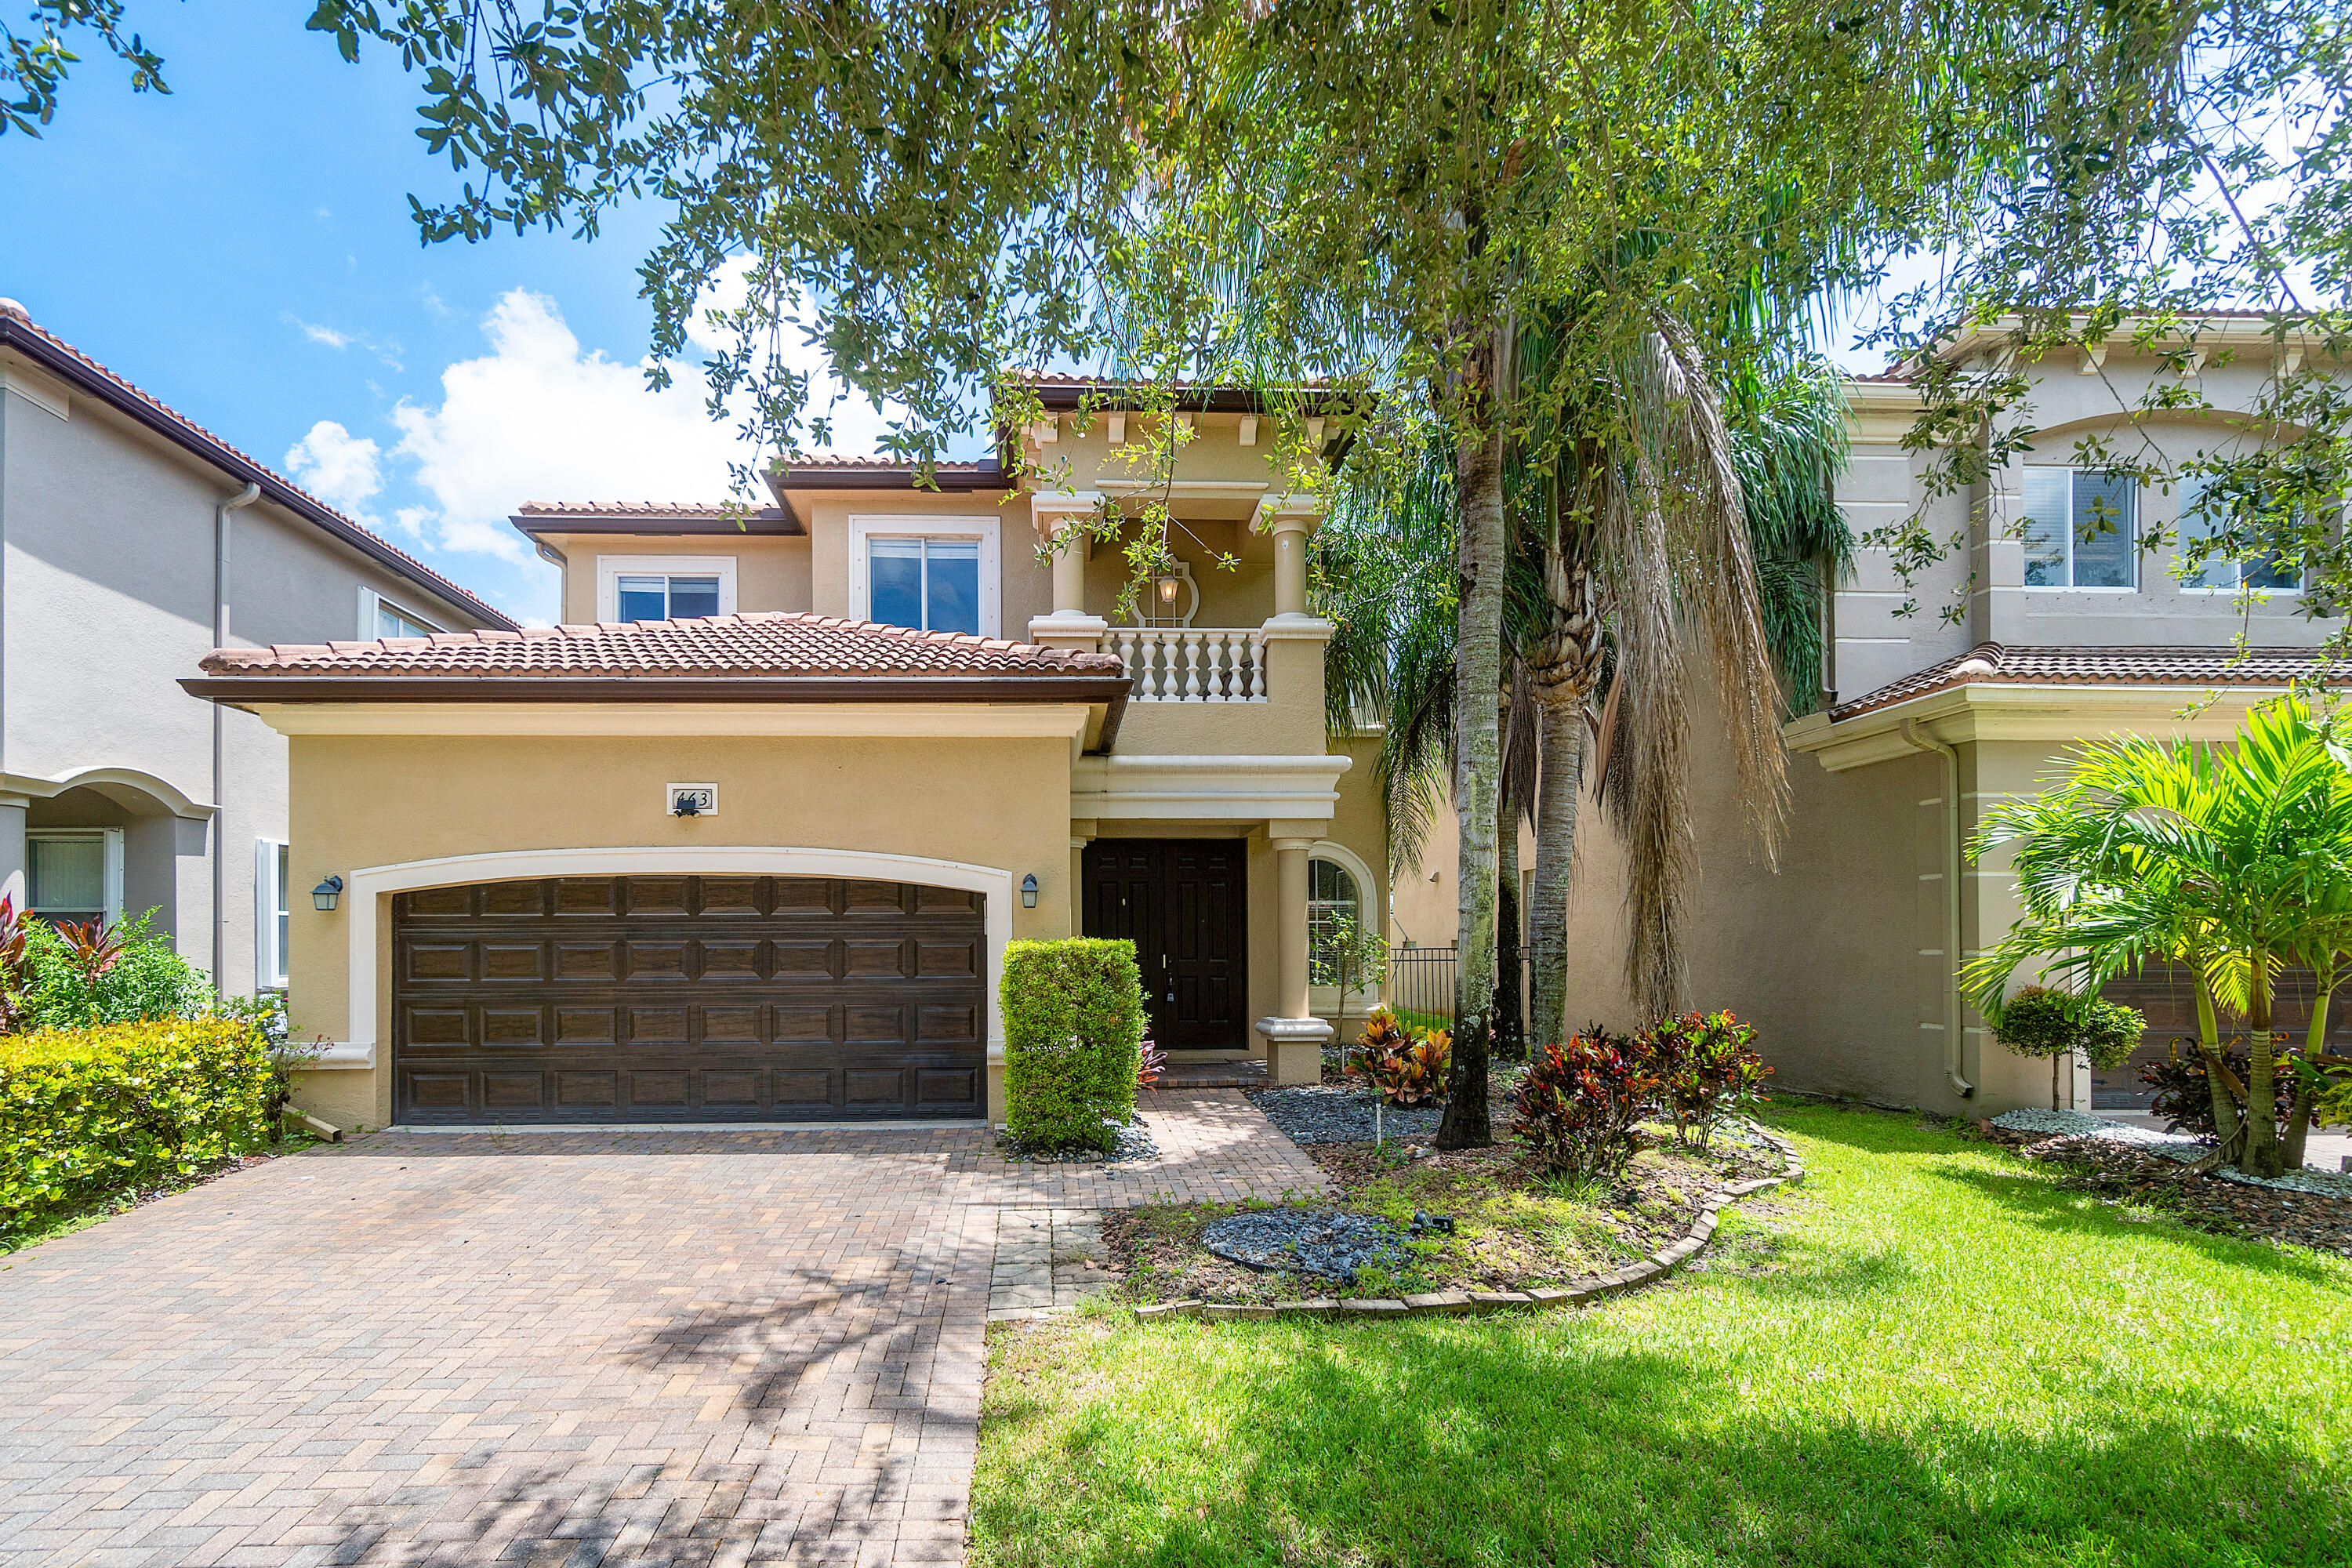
[392,874,986,1123]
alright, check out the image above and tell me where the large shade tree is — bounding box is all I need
[11,0,2212,1145]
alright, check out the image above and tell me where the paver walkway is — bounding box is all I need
[0,1091,1323,1568]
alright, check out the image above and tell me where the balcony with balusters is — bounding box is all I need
[1098,626,1269,703]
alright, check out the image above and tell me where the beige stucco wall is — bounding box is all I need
[2,355,498,989]
[281,730,1075,1129]
[544,533,814,623]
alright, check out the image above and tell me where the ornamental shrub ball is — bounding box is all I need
[1000,938,1145,1152]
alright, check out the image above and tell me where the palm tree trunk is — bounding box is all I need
[1438,347,1504,1152]
[2286,981,2331,1171]
[1530,693,1583,1051]
[2194,978,2241,1156]
[2244,956,2282,1178]
[1496,810,1524,1062]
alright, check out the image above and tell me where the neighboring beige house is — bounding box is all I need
[0,300,513,999]
[189,380,1391,1127]
[1394,318,2344,1119]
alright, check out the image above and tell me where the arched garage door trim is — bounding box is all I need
[343,846,1016,1069]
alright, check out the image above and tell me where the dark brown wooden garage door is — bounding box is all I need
[392,875,986,1123]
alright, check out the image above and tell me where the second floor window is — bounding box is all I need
[2022,468,2137,589]
[615,574,722,622]
[868,537,981,634]
[2176,475,2304,592]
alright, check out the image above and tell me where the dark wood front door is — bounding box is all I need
[391,874,985,1123]
[1080,839,1247,1050]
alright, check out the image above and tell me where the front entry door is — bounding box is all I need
[1081,839,1247,1050]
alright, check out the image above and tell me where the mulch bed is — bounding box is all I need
[1983,1126,2352,1258]
[1102,1125,1783,1304]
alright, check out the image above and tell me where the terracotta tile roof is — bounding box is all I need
[1829,642,2339,720]
[515,500,745,517]
[198,611,1126,681]
[0,314,516,630]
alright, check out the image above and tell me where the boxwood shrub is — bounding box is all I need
[1000,938,1145,1150]
[1,1018,278,1247]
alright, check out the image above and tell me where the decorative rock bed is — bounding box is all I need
[1137,1125,1807,1323]
[1247,1085,1449,1145]
[1990,1108,2352,1198]
[996,1118,1160,1166]
[1200,1207,1455,1283]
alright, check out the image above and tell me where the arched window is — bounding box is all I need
[1308,856,1362,985]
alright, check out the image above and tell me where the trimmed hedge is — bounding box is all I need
[1001,938,1145,1150]
[1,1018,278,1247]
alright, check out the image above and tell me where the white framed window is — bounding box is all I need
[358,586,441,641]
[848,516,1000,637]
[2021,468,2138,590]
[256,839,291,989]
[594,555,738,624]
[1308,855,1365,987]
[27,829,123,927]
[2175,475,2306,593]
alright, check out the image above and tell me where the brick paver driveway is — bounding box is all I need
[0,1092,1323,1568]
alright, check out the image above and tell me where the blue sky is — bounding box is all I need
[4,8,1899,626]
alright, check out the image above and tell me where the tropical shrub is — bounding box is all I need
[1649,1010,1771,1148]
[2,1017,277,1247]
[1355,1025,1450,1106]
[2140,1046,2299,1142]
[1351,1005,1410,1073]
[1993,985,2147,1110]
[1512,1027,1662,1181]
[3,907,212,1032]
[1136,1039,1165,1091]
[1000,938,1145,1151]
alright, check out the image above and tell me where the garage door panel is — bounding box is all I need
[702,1005,764,1044]
[402,1007,472,1047]
[843,940,907,978]
[480,881,546,918]
[482,1008,547,1047]
[556,943,620,981]
[554,879,621,916]
[395,874,984,1123]
[772,877,838,914]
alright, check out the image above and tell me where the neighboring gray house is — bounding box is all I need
[0,298,512,999]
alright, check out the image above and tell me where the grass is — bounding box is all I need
[974,1104,2352,1567]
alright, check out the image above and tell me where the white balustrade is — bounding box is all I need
[1100,627,1269,702]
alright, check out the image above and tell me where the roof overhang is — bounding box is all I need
[183,673,1131,752]
[510,507,805,541]
[1784,681,2302,771]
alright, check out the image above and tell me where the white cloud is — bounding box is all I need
[294,319,354,350]
[289,315,404,371]
[388,288,769,567]
[283,420,383,518]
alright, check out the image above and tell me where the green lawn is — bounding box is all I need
[974,1105,2352,1567]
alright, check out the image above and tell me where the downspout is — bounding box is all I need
[1900,717,1976,1100]
[212,481,261,996]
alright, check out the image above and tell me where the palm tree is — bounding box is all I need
[1322,351,1849,1049]
[1963,698,2352,1178]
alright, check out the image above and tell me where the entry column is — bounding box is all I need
[1255,829,1333,1085]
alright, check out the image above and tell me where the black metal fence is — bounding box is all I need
[1380,945,1528,1033]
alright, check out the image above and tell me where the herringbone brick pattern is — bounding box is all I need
[0,1090,1319,1566]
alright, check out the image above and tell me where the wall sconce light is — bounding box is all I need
[312,875,344,912]
[1021,873,1039,909]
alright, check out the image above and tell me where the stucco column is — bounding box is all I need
[1027,495,1110,649]
[1270,515,1313,617]
[1051,517,1088,616]
[1256,832,1333,1085]
[0,793,27,910]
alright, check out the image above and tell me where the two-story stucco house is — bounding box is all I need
[188,380,1390,1127]
[0,300,514,1000]
[1393,318,2346,1120]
